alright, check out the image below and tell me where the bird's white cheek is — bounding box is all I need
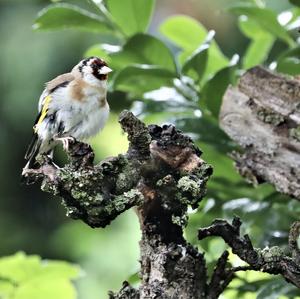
[84,73,100,86]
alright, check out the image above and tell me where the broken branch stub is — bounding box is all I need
[220,66,300,200]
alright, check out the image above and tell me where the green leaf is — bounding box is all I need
[14,279,76,299]
[0,280,14,299]
[276,46,300,75]
[290,0,300,7]
[160,15,207,51]
[257,278,296,299]
[33,3,112,32]
[113,64,174,95]
[160,16,229,82]
[239,17,275,69]
[243,36,274,69]
[201,61,238,117]
[229,4,295,47]
[160,16,228,81]
[106,0,155,36]
[0,252,41,283]
[182,34,211,81]
[84,44,111,62]
[38,261,81,280]
[0,253,81,299]
[126,271,140,285]
[111,33,177,72]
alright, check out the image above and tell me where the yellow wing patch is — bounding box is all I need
[33,95,52,133]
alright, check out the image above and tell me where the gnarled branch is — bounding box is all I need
[25,110,213,299]
[199,216,300,293]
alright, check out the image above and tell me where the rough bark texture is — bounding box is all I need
[220,66,300,200]
[24,109,300,298]
[24,110,213,299]
[199,217,300,292]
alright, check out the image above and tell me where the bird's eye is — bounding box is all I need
[99,74,108,80]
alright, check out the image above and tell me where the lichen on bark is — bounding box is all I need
[23,108,300,298]
[24,110,213,298]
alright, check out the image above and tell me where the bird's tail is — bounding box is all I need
[21,133,42,183]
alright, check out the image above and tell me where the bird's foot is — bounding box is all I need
[54,136,76,152]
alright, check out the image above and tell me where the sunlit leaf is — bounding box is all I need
[111,33,177,72]
[160,15,228,82]
[14,280,76,299]
[160,15,207,51]
[0,252,41,283]
[243,37,274,69]
[230,4,295,46]
[0,280,14,298]
[238,17,275,69]
[33,3,112,32]
[113,64,175,95]
[106,0,155,36]
[0,253,80,299]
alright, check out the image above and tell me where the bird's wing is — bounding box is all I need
[38,72,75,112]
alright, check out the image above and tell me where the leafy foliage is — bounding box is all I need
[0,252,81,299]
[26,0,300,297]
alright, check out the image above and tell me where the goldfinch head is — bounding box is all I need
[73,57,112,84]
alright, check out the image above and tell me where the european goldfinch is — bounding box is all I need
[22,56,112,175]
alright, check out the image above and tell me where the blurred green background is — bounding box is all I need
[0,0,299,298]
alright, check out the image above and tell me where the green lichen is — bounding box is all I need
[257,108,285,126]
[71,189,88,200]
[58,168,74,182]
[106,189,144,214]
[289,126,300,142]
[172,214,188,227]
[115,161,139,194]
[156,175,175,188]
[177,176,201,198]
[40,179,59,195]
[260,246,284,263]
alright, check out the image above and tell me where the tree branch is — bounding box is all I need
[198,216,300,289]
[24,110,213,298]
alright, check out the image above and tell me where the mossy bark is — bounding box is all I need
[24,109,300,298]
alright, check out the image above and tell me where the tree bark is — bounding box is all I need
[220,66,300,200]
[24,105,300,297]
[24,111,212,298]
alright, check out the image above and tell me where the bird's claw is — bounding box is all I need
[54,136,76,152]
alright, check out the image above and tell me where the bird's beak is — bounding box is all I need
[99,66,113,75]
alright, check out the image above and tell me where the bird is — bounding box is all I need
[22,56,112,176]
